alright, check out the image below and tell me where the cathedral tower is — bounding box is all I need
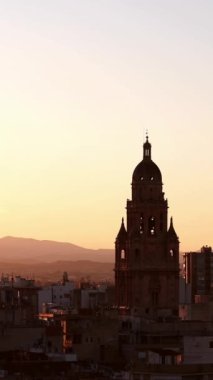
[115,137,179,318]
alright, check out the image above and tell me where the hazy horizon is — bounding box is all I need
[0,1,212,251]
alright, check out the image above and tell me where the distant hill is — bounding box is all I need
[0,260,114,283]
[0,236,114,263]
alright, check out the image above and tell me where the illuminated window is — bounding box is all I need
[170,249,174,257]
[121,250,126,260]
[149,216,156,236]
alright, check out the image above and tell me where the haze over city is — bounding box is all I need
[0,0,212,252]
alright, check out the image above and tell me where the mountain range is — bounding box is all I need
[0,236,114,263]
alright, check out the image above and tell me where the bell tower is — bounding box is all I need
[115,137,179,318]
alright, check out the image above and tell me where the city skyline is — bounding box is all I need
[0,1,212,251]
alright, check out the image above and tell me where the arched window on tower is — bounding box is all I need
[169,249,174,258]
[121,249,126,260]
[145,149,150,157]
[149,216,156,236]
[140,214,144,234]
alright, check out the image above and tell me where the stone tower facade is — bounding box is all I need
[115,137,179,318]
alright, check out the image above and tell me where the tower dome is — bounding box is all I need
[132,136,162,183]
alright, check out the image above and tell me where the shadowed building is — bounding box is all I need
[115,137,179,318]
[184,246,213,305]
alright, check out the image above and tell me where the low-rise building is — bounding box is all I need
[38,273,76,312]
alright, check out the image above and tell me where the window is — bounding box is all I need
[145,149,150,157]
[140,214,144,234]
[121,249,125,260]
[149,216,156,236]
[170,249,174,257]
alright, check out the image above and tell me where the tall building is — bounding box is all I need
[184,245,213,303]
[115,137,179,318]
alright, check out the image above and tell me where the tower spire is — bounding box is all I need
[116,217,127,241]
[168,217,179,240]
[143,132,151,159]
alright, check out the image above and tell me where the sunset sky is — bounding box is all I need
[0,0,212,252]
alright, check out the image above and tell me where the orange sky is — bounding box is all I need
[0,1,212,252]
